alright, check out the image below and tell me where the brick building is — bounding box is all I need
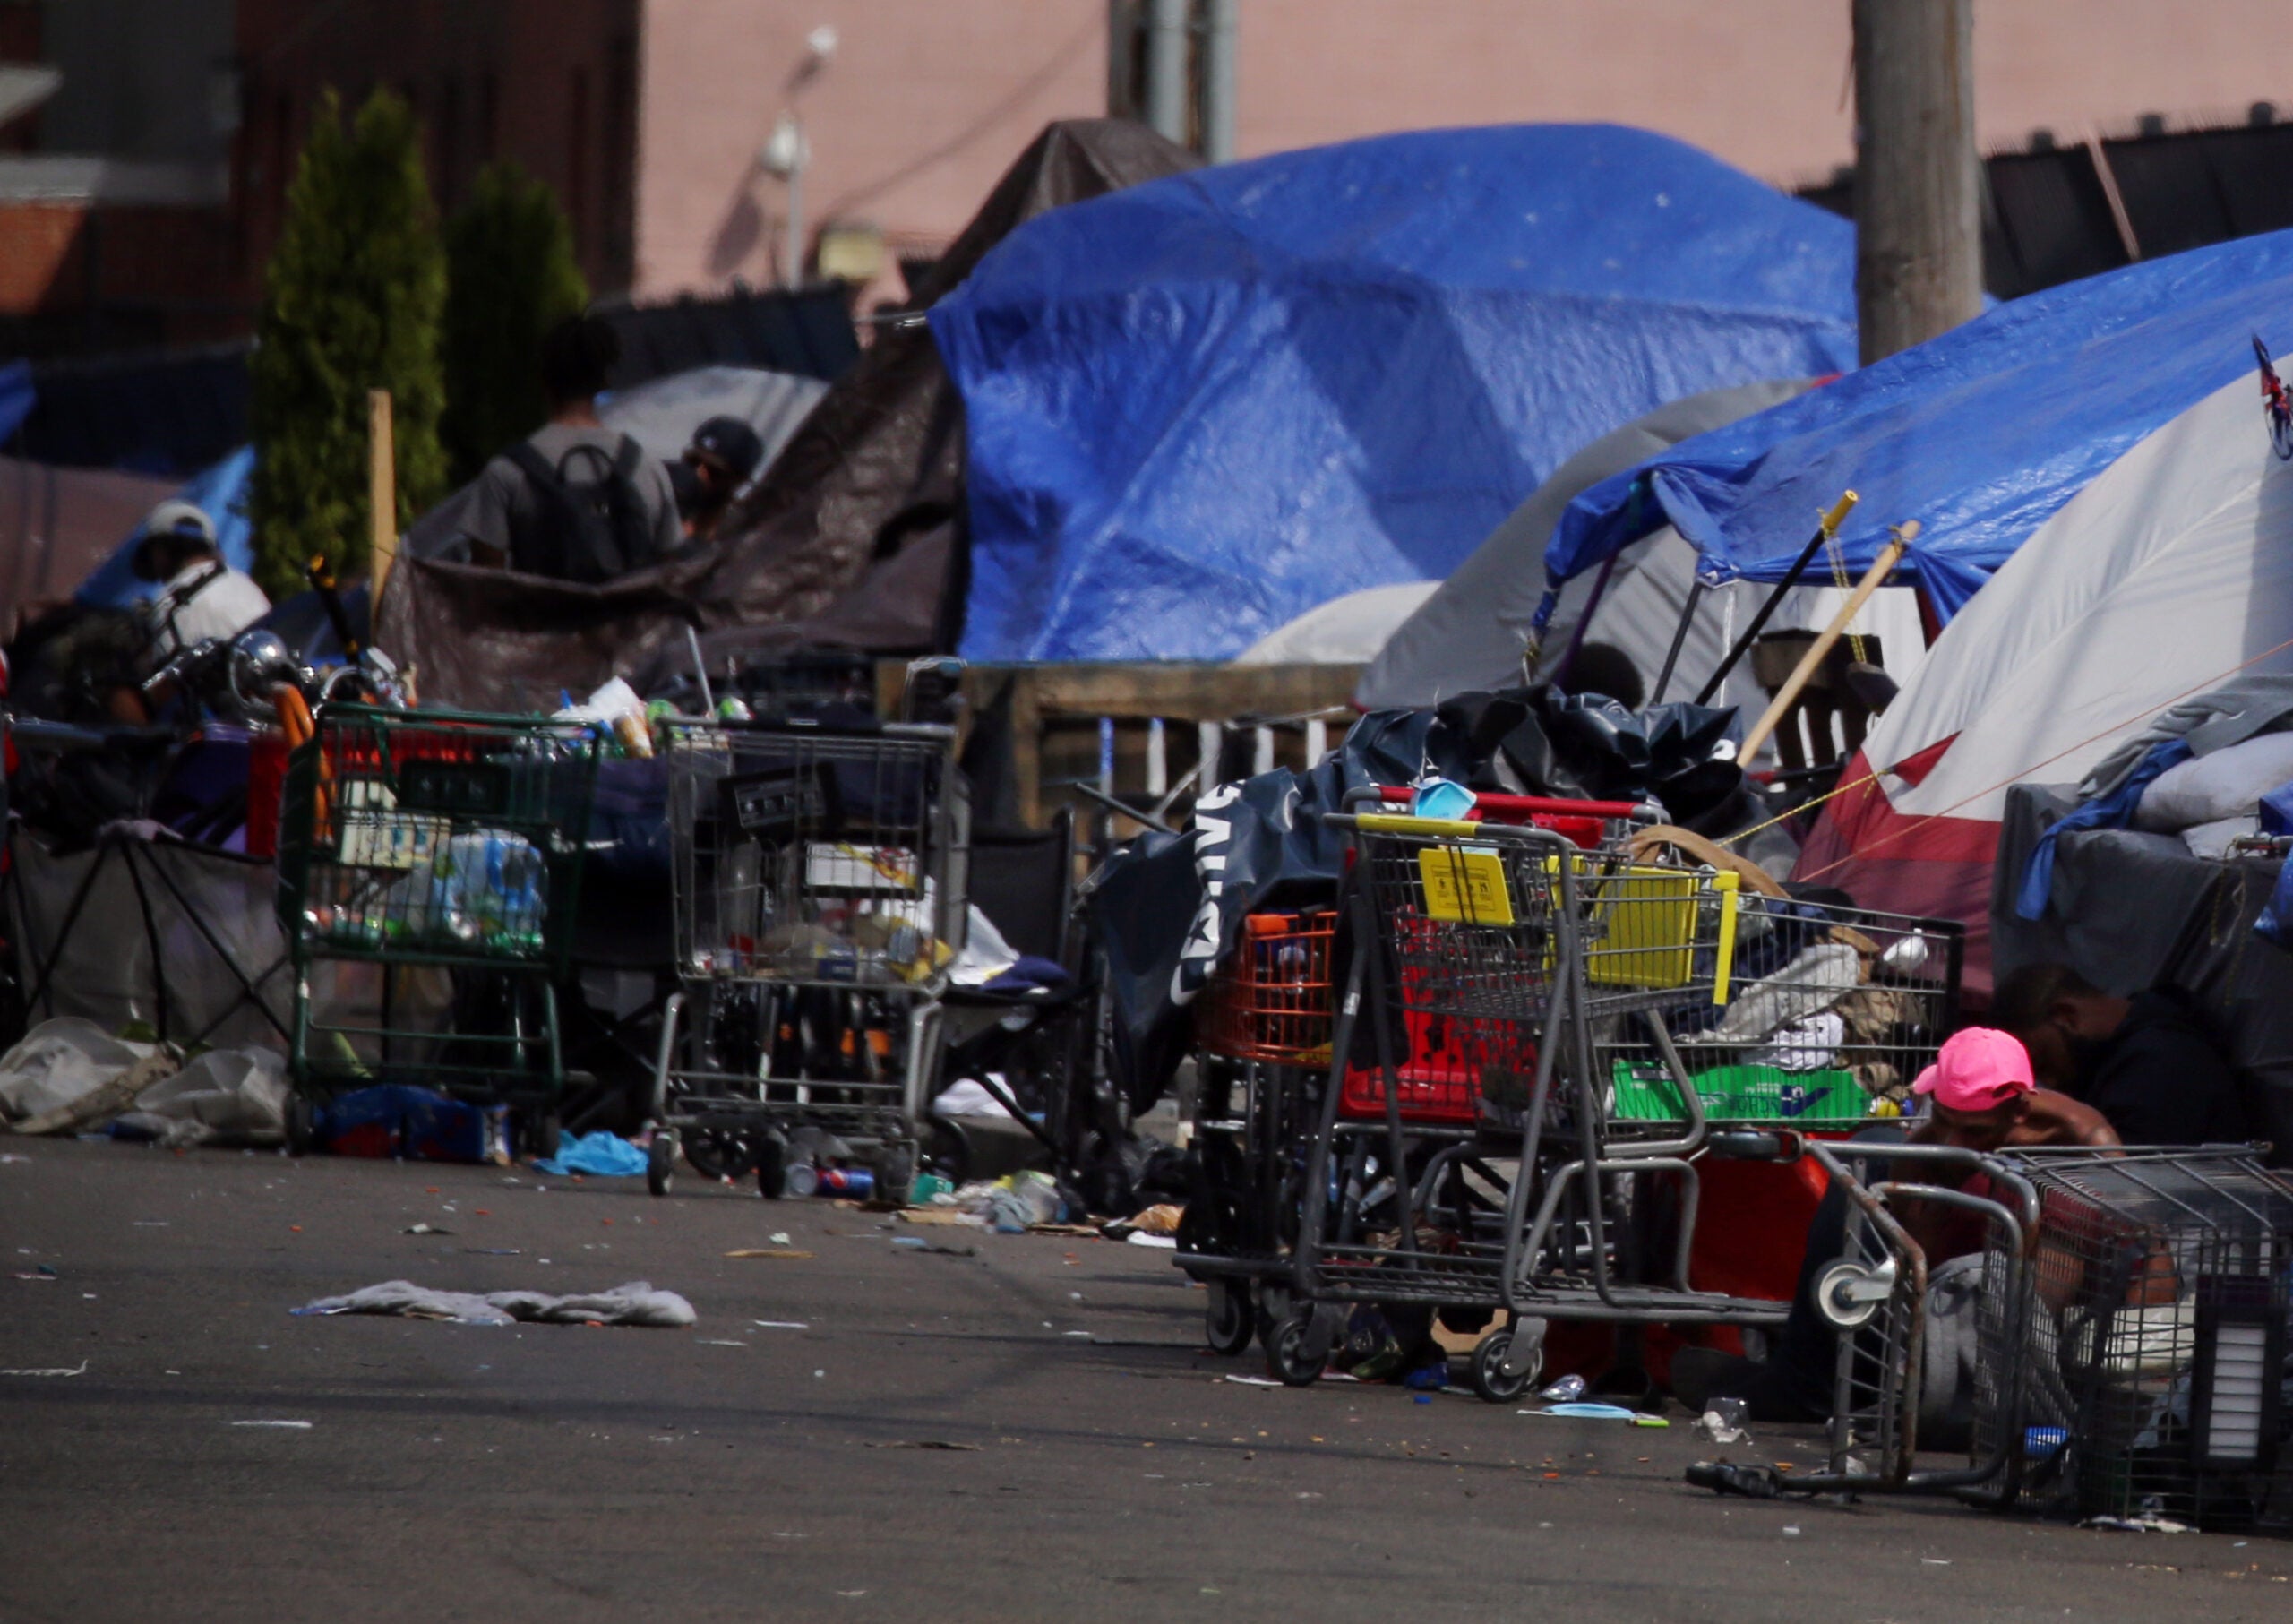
[6,0,2293,353]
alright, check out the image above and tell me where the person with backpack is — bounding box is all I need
[459,314,682,583]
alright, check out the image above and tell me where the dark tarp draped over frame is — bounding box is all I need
[5,824,292,1053]
[1993,786,2293,1158]
[376,120,1200,712]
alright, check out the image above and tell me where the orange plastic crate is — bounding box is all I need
[1198,910,1336,1064]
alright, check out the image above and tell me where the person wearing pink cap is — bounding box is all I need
[1909,1027,2117,1156]
[1673,1027,2114,1422]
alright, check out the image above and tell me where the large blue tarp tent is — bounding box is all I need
[930,124,1858,663]
[1541,227,2293,624]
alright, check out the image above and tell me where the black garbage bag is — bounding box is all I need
[1489,683,1739,817]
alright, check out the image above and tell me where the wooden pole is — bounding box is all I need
[1739,521,1919,766]
[1853,0,1981,364]
[367,389,396,592]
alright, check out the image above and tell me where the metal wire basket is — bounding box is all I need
[1198,910,1338,1066]
[1993,1150,2293,1529]
[274,704,600,973]
[662,719,968,991]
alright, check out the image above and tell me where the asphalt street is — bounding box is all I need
[3,1138,2289,1622]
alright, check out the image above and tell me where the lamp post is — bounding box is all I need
[760,24,837,288]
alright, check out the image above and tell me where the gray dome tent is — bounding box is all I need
[1356,378,1812,709]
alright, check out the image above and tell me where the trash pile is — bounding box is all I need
[0,1018,288,1147]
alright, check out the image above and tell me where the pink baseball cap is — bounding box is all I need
[1912,1027,2036,1113]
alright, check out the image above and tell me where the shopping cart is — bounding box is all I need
[646,718,969,1198]
[1275,816,1954,1404]
[1775,1145,2293,1527]
[273,702,602,1153]
[1175,792,1652,1362]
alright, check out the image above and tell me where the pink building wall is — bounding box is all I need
[637,0,2293,301]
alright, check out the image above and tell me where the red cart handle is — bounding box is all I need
[1374,785,1644,821]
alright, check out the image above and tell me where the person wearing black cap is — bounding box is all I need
[674,414,764,542]
[459,314,682,582]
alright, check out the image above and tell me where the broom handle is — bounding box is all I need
[1739,521,1918,767]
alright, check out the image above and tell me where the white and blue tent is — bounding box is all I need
[1533,228,2293,984]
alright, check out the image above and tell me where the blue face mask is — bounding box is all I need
[1411,778,1476,821]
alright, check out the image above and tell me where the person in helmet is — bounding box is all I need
[133,499,270,662]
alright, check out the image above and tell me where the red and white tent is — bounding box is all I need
[1795,372,2293,992]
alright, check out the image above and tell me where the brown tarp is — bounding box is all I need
[377,119,1199,712]
[0,456,175,630]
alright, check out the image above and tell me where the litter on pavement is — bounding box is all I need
[292,1279,696,1328]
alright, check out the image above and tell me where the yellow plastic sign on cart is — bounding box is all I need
[1418,845,1514,925]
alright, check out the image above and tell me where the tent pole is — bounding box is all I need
[1648,579,1705,706]
[1692,490,1859,707]
[1546,550,1619,689]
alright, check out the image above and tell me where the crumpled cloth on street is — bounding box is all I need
[292,1279,697,1328]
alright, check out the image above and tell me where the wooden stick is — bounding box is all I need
[367,389,396,592]
[1739,520,1919,766]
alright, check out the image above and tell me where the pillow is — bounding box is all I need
[2182,814,2259,861]
[2134,730,2293,832]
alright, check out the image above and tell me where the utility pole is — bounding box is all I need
[1199,0,1238,163]
[1145,0,1189,146]
[1852,0,1981,364]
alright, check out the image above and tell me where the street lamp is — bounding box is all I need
[760,24,837,288]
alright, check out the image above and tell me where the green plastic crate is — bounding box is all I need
[1610,1060,1879,1124]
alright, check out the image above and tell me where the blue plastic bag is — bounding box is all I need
[534,1130,648,1178]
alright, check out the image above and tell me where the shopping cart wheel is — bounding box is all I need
[1204,1279,1253,1355]
[683,1130,757,1182]
[757,1134,788,1200]
[647,1133,675,1198]
[285,1094,315,1157]
[1256,1282,1292,1344]
[1264,1310,1325,1388]
[1469,1324,1542,1404]
[1813,1257,1894,1330]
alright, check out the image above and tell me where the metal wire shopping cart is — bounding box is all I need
[1174,792,1652,1365]
[646,718,969,1198]
[272,702,602,1152]
[1782,1146,2293,1528]
[1273,810,1882,1397]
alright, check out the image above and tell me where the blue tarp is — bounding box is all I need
[931,125,1858,662]
[0,360,33,445]
[1542,228,2293,620]
[74,443,255,607]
